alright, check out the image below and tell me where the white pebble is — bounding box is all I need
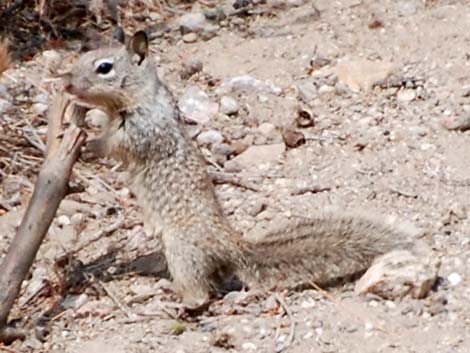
[70,213,84,225]
[447,272,462,286]
[303,331,313,339]
[57,215,71,226]
[242,342,257,351]
[258,94,269,103]
[364,322,374,332]
[220,96,239,115]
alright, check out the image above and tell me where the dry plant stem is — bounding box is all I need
[0,93,86,344]
[274,293,295,353]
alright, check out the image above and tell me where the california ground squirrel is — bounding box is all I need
[64,31,410,304]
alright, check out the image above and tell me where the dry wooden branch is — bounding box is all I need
[0,92,86,344]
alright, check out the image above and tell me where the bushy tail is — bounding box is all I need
[239,213,413,290]
[0,39,11,76]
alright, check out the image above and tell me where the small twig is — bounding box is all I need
[309,280,339,303]
[0,342,21,353]
[197,0,217,7]
[98,282,134,319]
[134,303,179,320]
[209,171,261,192]
[273,293,295,353]
[388,187,418,199]
[71,216,125,254]
[126,291,162,305]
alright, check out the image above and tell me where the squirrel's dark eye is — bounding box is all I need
[96,62,113,74]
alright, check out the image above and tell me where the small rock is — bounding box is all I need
[224,290,249,304]
[296,79,317,103]
[62,293,89,309]
[309,55,331,71]
[246,199,267,217]
[211,332,235,349]
[182,33,198,43]
[42,49,61,62]
[447,272,462,286]
[232,135,253,155]
[181,58,203,79]
[368,13,384,29]
[335,59,395,92]
[57,215,71,226]
[178,12,208,33]
[212,142,235,158]
[231,128,246,140]
[287,0,308,7]
[258,94,269,103]
[33,93,49,104]
[397,89,416,102]
[269,0,307,9]
[218,75,282,95]
[220,96,240,115]
[148,12,162,21]
[397,1,418,16]
[32,102,48,115]
[204,7,226,21]
[409,126,428,137]
[230,17,245,26]
[355,250,440,299]
[200,24,220,41]
[0,97,12,114]
[263,294,278,311]
[318,84,335,95]
[178,86,218,124]
[233,0,251,9]
[242,342,257,351]
[427,295,448,316]
[20,266,48,306]
[441,114,470,132]
[224,143,285,172]
[76,298,115,318]
[257,122,281,142]
[197,130,224,146]
[70,213,85,225]
[282,129,305,148]
[23,337,43,350]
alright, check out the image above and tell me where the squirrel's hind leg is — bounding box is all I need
[162,231,215,306]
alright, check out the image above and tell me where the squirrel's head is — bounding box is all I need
[64,30,150,112]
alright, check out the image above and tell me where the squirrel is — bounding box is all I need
[63,30,411,304]
[0,39,11,76]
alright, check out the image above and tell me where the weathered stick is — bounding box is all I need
[0,92,86,343]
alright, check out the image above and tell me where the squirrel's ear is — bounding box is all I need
[127,31,148,65]
[113,26,126,44]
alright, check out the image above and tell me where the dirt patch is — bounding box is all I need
[1,1,470,352]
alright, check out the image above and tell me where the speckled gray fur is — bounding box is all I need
[66,34,410,303]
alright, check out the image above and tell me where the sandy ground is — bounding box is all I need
[1,0,470,352]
